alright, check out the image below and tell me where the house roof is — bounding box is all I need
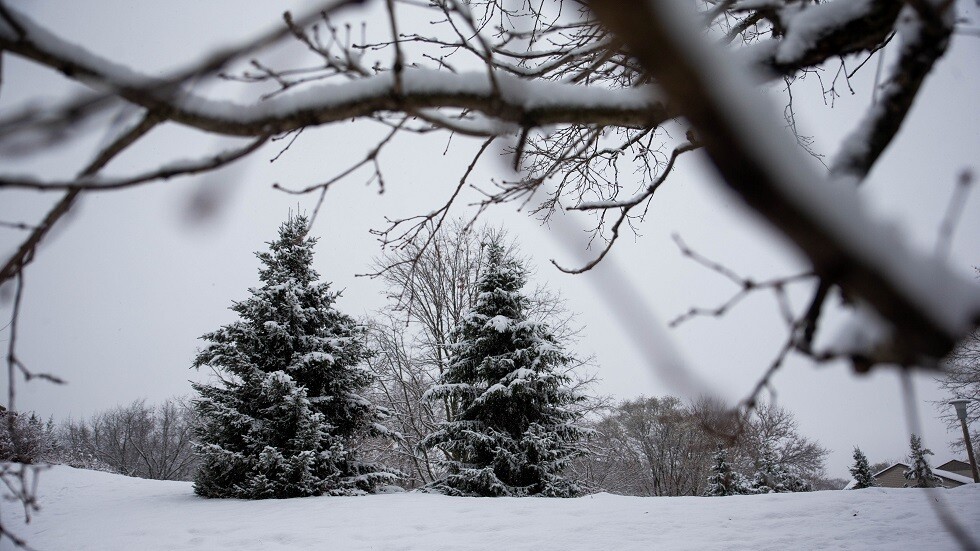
[842,462,975,490]
[933,468,975,485]
[937,459,971,472]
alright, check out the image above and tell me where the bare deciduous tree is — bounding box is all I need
[363,221,601,488]
[571,397,829,496]
[735,403,830,486]
[360,221,505,488]
[571,396,717,496]
[937,328,980,456]
[371,220,500,395]
[362,312,444,488]
[1,0,978,544]
[59,399,197,482]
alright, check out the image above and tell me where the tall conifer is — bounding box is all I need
[192,214,391,498]
[903,434,942,489]
[420,241,587,497]
[704,445,750,496]
[751,442,812,493]
[849,447,878,489]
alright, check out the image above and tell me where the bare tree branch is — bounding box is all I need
[0,112,160,285]
[0,136,268,192]
[588,0,973,368]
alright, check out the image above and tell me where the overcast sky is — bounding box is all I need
[1,0,978,479]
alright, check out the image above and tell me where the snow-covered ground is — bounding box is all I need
[2,466,979,550]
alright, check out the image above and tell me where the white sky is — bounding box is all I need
[1,0,978,479]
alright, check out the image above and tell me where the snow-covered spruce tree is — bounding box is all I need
[903,434,942,489]
[0,410,57,464]
[751,443,812,494]
[191,214,393,499]
[419,241,588,497]
[704,445,751,497]
[849,447,878,489]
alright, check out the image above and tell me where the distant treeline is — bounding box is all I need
[1,394,841,494]
[1,399,197,481]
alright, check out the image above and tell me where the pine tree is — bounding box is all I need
[191,214,393,499]
[903,434,943,489]
[420,241,588,497]
[849,447,878,489]
[751,442,812,494]
[704,445,750,496]
[0,411,57,464]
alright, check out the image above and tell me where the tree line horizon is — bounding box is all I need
[5,213,971,498]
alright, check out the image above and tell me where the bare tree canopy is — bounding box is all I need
[938,328,980,454]
[570,397,829,496]
[573,396,717,496]
[59,399,198,481]
[0,2,978,545]
[738,402,829,477]
[364,221,600,488]
[1,0,976,387]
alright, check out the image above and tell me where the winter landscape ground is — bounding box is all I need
[2,466,978,551]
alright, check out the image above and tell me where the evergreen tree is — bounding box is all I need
[903,434,942,489]
[420,241,588,497]
[704,445,751,496]
[751,442,812,494]
[848,447,878,489]
[0,410,57,464]
[191,214,393,499]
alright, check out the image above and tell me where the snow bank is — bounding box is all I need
[2,466,978,550]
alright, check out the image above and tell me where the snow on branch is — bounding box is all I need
[1,0,976,371]
[767,0,901,74]
[0,0,906,147]
[0,1,366,146]
[588,0,978,367]
[830,2,954,183]
[0,5,669,140]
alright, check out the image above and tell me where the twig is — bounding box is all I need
[269,129,304,163]
[0,221,36,231]
[552,143,699,274]
[363,136,496,278]
[935,170,973,261]
[0,112,160,286]
[0,136,268,192]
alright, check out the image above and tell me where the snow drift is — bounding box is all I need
[2,465,978,550]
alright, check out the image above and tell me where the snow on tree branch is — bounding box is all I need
[587,0,978,368]
[0,0,976,407]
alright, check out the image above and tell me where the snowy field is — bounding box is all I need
[2,466,979,551]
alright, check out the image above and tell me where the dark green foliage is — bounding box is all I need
[903,434,942,489]
[751,443,812,494]
[704,445,751,496]
[191,214,392,499]
[849,447,878,489]
[420,241,587,497]
[0,410,57,464]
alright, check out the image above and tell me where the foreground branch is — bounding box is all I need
[588,0,976,367]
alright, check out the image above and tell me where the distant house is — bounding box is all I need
[845,462,974,489]
[936,460,975,480]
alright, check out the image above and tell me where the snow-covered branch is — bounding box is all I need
[1,0,975,372]
[587,0,977,367]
